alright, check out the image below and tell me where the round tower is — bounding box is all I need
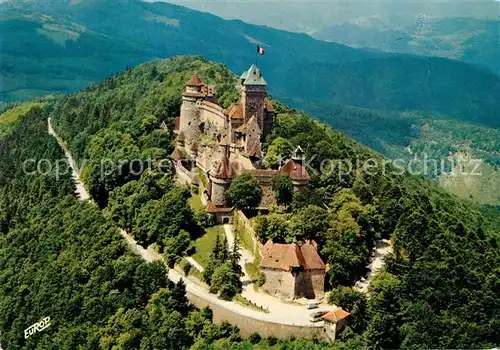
[278,146,310,192]
[208,156,234,207]
[180,72,204,155]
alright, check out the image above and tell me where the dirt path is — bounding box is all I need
[186,257,205,272]
[355,239,393,293]
[48,118,90,201]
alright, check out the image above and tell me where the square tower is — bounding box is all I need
[240,64,267,134]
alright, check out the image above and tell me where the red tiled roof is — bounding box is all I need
[265,99,274,112]
[186,72,205,87]
[300,243,326,269]
[207,204,234,213]
[250,169,277,176]
[247,142,262,158]
[227,103,244,120]
[278,159,310,181]
[207,203,217,213]
[259,240,325,271]
[322,308,350,323]
[236,115,260,134]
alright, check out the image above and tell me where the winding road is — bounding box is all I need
[355,239,393,293]
[47,118,327,327]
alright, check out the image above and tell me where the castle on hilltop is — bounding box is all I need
[173,64,310,220]
[172,65,326,301]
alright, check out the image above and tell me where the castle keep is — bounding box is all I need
[173,65,310,210]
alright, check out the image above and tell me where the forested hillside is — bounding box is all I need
[6,56,493,349]
[284,97,500,206]
[0,95,256,348]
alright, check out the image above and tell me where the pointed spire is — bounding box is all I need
[171,147,184,161]
[186,72,205,87]
[159,121,168,131]
[292,146,305,161]
[241,64,267,86]
[209,156,235,180]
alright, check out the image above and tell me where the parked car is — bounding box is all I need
[306,301,319,309]
[309,310,328,322]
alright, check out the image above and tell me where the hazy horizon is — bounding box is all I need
[148,0,500,33]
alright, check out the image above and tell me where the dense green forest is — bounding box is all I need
[1,56,499,349]
[260,106,500,347]
[0,102,257,349]
[285,97,500,206]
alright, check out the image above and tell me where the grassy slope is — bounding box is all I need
[0,102,45,138]
[191,225,225,268]
[440,158,500,206]
[189,193,205,212]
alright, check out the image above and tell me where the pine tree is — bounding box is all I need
[172,279,189,316]
[230,234,242,277]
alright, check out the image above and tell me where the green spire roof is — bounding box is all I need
[241,64,267,86]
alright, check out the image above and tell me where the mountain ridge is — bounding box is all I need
[312,16,500,75]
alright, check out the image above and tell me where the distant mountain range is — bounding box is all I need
[312,17,500,75]
[1,0,499,205]
[2,0,498,123]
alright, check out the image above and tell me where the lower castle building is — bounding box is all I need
[259,240,326,300]
[173,64,310,208]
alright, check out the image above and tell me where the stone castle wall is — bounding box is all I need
[261,268,295,299]
[210,176,230,206]
[241,85,266,127]
[187,292,327,340]
[295,269,325,299]
[199,100,226,131]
